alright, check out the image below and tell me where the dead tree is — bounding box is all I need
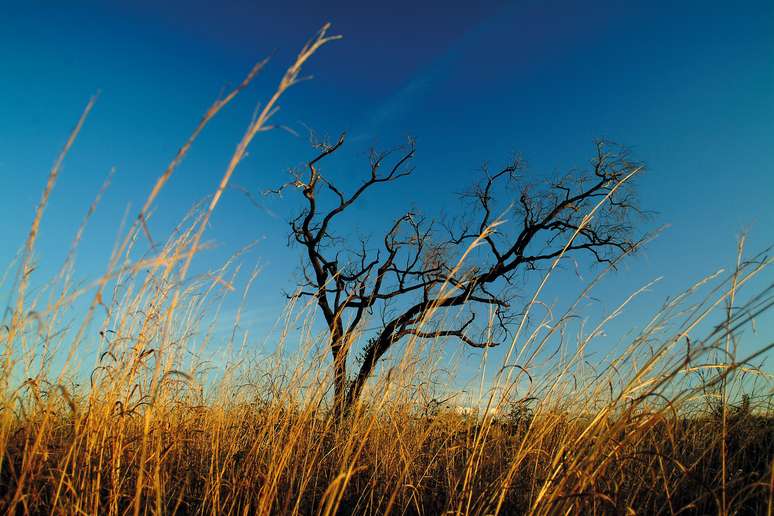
[277,134,643,416]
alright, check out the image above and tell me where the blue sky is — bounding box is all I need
[2,1,773,380]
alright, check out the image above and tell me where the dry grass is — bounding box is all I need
[1,25,772,515]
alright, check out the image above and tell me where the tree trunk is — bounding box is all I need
[343,333,391,413]
[344,374,365,414]
[331,344,348,419]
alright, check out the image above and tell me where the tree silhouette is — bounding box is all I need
[277,134,644,416]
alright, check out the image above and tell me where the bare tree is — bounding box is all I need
[275,134,644,416]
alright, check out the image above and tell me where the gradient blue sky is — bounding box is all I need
[2,1,773,377]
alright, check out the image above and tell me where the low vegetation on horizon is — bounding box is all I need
[1,25,772,515]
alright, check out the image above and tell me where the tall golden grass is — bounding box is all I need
[1,25,772,515]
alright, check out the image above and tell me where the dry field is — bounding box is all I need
[1,26,771,515]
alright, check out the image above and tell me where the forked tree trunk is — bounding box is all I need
[342,332,392,415]
[333,349,375,419]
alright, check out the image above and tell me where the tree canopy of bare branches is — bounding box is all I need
[276,134,644,416]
